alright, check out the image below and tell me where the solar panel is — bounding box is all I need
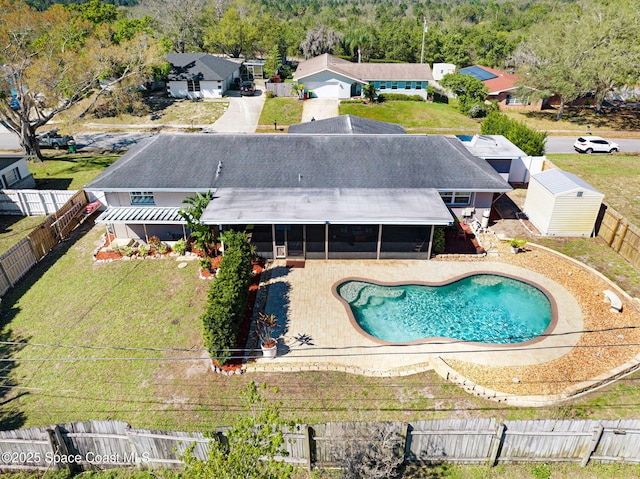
[458,66,498,81]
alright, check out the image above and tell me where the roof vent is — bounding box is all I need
[216,161,222,177]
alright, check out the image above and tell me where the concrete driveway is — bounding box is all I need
[301,98,339,122]
[208,88,266,133]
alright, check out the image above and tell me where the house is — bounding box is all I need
[165,53,242,99]
[85,133,511,260]
[458,65,541,111]
[0,154,35,189]
[432,63,456,81]
[523,169,604,237]
[457,134,544,184]
[293,53,433,99]
[288,115,406,134]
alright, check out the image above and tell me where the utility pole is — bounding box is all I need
[420,17,427,64]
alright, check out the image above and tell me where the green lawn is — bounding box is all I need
[29,153,119,190]
[339,100,481,132]
[546,153,640,225]
[0,216,46,255]
[258,97,304,129]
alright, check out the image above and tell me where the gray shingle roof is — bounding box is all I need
[288,115,406,134]
[166,53,241,81]
[84,133,511,193]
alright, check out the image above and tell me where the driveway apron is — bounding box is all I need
[208,91,266,133]
[301,98,339,122]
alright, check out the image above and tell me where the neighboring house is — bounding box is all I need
[523,169,604,237]
[432,63,456,81]
[293,53,433,99]
[165,53,242,99]
[85,133,511,260]
[288,115,406,134]
[0,155,36,189]
[458,134,544,184]
[458,65,541,111]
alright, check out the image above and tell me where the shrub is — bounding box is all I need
[173,238,187,255]
[481,111,548,156]
[376,93,424,102]
[265,90,275,99]
[138,244,150,257]
[198,256,212,271]
[432,227,446,254]
[201,231,253,365]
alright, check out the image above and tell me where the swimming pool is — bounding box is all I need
[335,274,554,344]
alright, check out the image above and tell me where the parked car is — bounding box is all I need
[240,81,256,96]
[37,129,75,150]
[573,136,620,154]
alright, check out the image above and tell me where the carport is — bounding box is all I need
[200,187,454,260]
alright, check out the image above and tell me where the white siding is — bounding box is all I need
[302,71,355,99]
[104,191,201,208]
[545,193,602,237]
[168,80,226,99]
[524,172,603,237]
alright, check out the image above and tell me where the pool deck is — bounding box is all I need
[245,236,640,405]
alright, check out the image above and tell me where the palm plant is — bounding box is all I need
[178,190,217,256]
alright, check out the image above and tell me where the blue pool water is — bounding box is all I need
[336,275,552,344]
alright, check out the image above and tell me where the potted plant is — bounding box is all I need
[509,238,527,254]
[256,312,278,359]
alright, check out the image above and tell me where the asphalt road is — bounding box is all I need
[545,136,640,154]
[3,124,640,154]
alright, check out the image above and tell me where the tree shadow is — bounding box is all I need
[519,106,640,130]
[0,327,29,431]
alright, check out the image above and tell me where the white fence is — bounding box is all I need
[0,189,78,216]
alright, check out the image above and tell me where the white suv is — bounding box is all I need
[573,136,620,154]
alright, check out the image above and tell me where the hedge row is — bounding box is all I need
[480,111,548,156]
[378,93,425,102]
[201,231,254,365]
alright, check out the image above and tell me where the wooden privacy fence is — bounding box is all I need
[597,204,640,271]
[0,189,79,216]
[2,418,640,472]
[0,190,89,297]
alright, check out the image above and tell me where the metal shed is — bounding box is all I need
[523,169,604,237]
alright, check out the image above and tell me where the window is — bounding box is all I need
[130,191,155,205]
[374,81,381,89]
[415,81,422,89]
[187,80,201,92]
[440,191,472,206]
[506,95,528,105]
[379,81,386,90]
[2,167,21,187]
[391,81,398,90]
[398,81,406,89]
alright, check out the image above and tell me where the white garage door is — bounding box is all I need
[306,81,339,98]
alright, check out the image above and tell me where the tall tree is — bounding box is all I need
[299,24,342,59]
[139,0,205,53]
[514,0,640,119]
[203,6,259,58]
[0,0,166,160]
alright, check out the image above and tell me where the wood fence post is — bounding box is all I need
[49,425,76,473]
[488,423,505,466]
[615,223,628,253]
[607,216,620,247]
[581,423,604,467]
[303,425,313,471]
[0,259,13,288]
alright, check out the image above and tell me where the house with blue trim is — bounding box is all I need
[293,54,433,99]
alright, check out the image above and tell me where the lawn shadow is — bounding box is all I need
[519,106,640,130]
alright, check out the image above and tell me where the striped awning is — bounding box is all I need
[95,206,185,225]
